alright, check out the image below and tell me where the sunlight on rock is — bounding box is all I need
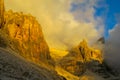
[0,9,54,66]
[76,39,103,63]
[50,48,68,61]
[58,40,103,77]
[80,76,94,80]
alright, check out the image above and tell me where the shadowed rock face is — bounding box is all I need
[0,48,65,80]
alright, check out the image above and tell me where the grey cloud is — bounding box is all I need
[105,24,120,70]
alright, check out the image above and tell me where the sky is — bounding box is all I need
[101,0,120,38]
[97,0,120,70]
[69,0,120,39]
[4,0,120,50]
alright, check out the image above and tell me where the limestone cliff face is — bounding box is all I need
[0,0,5,28]
[0,10,52,64]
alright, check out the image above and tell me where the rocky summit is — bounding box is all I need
[59,40,103,76]
[3,10,53,63]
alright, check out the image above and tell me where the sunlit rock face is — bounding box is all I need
[59,40,103,76]
[0,0,5,28]
[0,10,53,64]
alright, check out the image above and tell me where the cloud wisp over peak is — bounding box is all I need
[4,0,104,50]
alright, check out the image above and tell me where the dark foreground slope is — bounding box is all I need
[0,48,64,80]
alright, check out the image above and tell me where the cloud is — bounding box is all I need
[4,0,104,50]
[104,23,120,70]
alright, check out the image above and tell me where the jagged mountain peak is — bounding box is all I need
[97,37,105,44]
[1,10,53,65]
[59,40,103,76]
